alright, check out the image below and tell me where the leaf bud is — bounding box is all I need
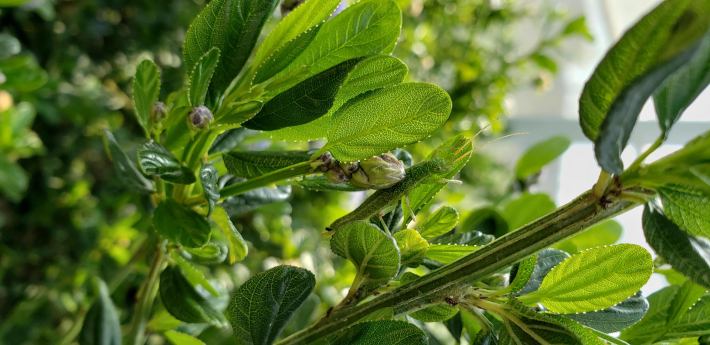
[189,105,213,129]
[350,153,406,189]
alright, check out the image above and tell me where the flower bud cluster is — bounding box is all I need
[189,105,213,129]
[317,152,406,189]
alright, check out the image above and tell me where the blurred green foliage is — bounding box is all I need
[0,1,589,344]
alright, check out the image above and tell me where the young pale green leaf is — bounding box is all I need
[424,244,478,265]
[417,206,459,240]
[654,33,710,135]
[253,26,321,85]
[565,292,649,333]
[184,241,227,265]
[159,267,225,326]
[0,155,28,202]
[215,100,264,128]
[409,304,458,323]
[516,249,570,295]
[643,205,710,289]
[137,141,195,184]
[393,229,428,266]
[554,220,622,254]
[519,244,653,313]
[515,136,571,179]
[267,0,402,93]
[211,206,248,264]
[103,130,153,193]
[269,55,408,142]
[404,135,474,224]
[331,221,400,290]
[164,330,206,345]
[187,47,220,107]
[79,279,121,345]
[153,199,211,248]
[248,0,342,80]
[148,310,182,332]
[228,265,315,345]
[200,164,219,214]
[658,184,710,238]
[223,150,311,178]
[325,83,451,161]
[132,59,160,137]
[322,320,427,345]
[621,281,709,344]
[183,0,277,99]
[500,193,556,231]
[579,0,710,173]
[243,58,361,131]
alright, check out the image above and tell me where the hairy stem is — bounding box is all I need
[277,187,647,345]
[219,161,314,199]
[127,243,166,345]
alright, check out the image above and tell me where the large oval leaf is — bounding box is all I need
[223,150,311,178]
[183,0,278,98]
[228,265,315,345]
[565,292,649,333]
[658,184,710,238]
[579,0,710,173]
[159,267,224,325]
[153,199,211,248]
[243,58,362,131]
[331,221,400,291]
[519,244,653,313]
[643,205,710,289]
[324,83,451,161]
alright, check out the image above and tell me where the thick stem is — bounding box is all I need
[126,244,166,345]
[219,161,314,199]
[277,188,644,345]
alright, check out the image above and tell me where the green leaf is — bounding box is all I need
[187,47,220,107]
[409,304,458,323]
[103,130,153,193]
[132,59,160,137]
[555,220,623,254]
[516,249,569,295]
[654,33,710,135]
[171,253,218,296]
[519,244,653,313]
[621,281,709,344]
[561,16,593,41]
[79,279,121,345]
[0,33,20,59]
[417,206,459,241]
[243,58,361,131]
[643,205,710,289]
[153,199,211,248]
[393,229,428,266]
[216,100,264,128]
[500,193,556,231]
[579,0,710,173]
[137,141,195,184]
[253,25,321,84]
[0,155,28,202]
[184,241,227,265]
[269,55,408,142]
[325,83,451,161]
[248,0,342,81]
[183,0,278,98]
[200,164,219,214]
[159,267,225,326]
[211,206,248,264]
[658,184,710,238]
[509,255,538,294]
[223,185,291,215]
[565,292,649,333]
[322,320,427,345]
[297,176,367,192]
[331,221,400,291]
[164,330,206,345]
[223,150,311,178]
[228,265,315,345]
[515,136,571,179]
[267,0,402,93]
[397,136,473,225]
[425,244,478,265]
